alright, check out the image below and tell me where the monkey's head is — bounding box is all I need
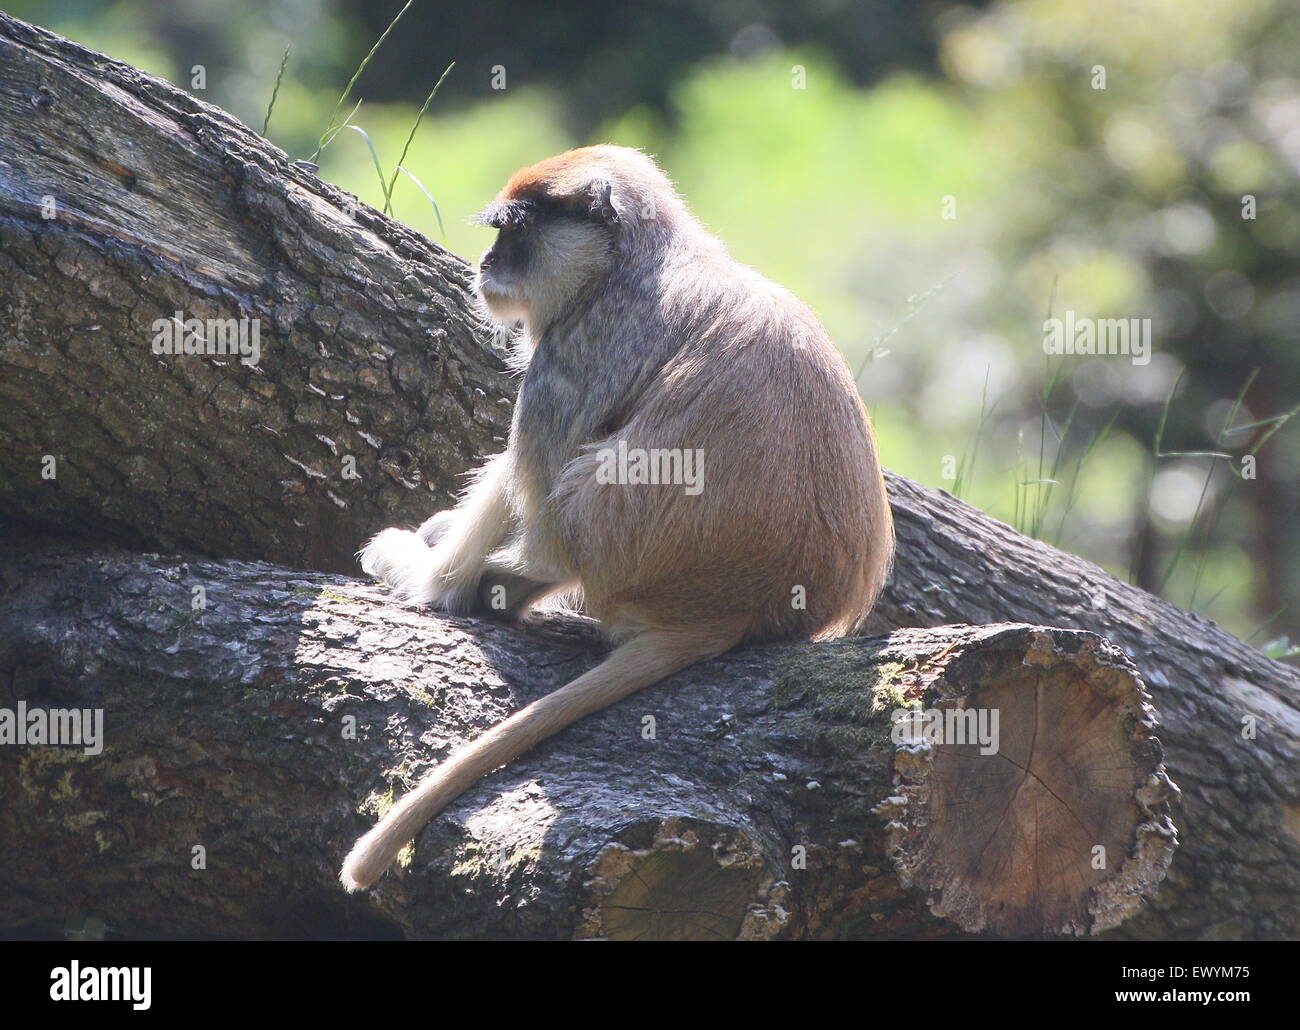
[473,146,687,329]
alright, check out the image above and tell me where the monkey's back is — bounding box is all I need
[555,258,894,643]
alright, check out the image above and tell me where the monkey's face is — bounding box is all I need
[474,187,617,329]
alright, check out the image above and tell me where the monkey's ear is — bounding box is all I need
[586,179,619,224]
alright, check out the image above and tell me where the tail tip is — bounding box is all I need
[339,870,366,894]
[339,851,380,894]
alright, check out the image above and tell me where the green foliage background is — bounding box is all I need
[14,0,1298,657]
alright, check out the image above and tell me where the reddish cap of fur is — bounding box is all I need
[498,146,615,203]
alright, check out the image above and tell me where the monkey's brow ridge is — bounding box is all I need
[475,199,542,228]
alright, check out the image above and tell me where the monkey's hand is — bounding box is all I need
[354,528,476,613]
[357,528,447,603]
[416,510,456,547]
[358,527,557,618]
[359,453,516,612]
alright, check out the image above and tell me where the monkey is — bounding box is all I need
[339,145,894,892]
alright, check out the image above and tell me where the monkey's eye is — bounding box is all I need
[495,222,528,247]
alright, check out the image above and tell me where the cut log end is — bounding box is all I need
[878,627,1179,937]
[575,819,788,942]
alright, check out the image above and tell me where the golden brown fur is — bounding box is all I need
[340,146,893,892]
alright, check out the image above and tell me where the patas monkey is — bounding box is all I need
[340,145,893,892]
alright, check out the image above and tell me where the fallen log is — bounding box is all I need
[0,547,1174,940]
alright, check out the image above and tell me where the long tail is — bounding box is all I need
[339,624,741,892]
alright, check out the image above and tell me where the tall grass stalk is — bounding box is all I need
[385,62,455,215]
[311,0,415,162]
[261,45,292,137]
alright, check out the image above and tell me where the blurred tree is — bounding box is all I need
[350,0,970,133]
[936,0,1299,648]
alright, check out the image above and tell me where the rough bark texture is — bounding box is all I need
[0,12,512,574]
[0,546,1174,941]
[0,12,1296,941]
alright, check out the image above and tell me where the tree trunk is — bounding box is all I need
[0,12,1296,940]
[0,545,1175,940]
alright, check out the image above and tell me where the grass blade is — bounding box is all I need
[261,45,292,137]
[385,62,455,215]
[394,166,447,238]
[312,0,415,162]
[317,98,363,153]
[342,125,390,208]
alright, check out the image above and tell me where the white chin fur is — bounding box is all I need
[477,284,527,325]
[358,528,439,603]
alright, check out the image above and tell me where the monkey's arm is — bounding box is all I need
[359,452,515,611]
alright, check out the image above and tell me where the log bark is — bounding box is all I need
[0,12,511,574]
[0,545,1174,940]
[0,11,1297,940]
